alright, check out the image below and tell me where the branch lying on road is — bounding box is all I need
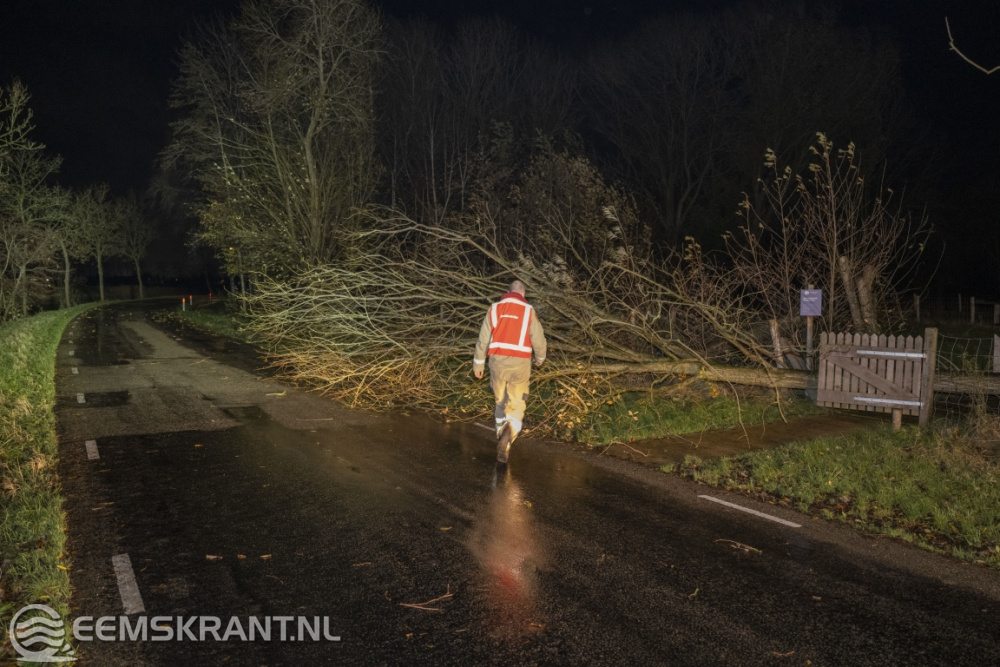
[399,585,454,612]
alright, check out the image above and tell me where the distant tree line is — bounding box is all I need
[165,0,931,278]
[0,82,156,323]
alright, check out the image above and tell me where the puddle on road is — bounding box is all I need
[58,390,130,409]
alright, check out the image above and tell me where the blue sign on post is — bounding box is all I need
[800,289,822,317]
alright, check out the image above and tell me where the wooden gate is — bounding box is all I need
[817,330,937,426]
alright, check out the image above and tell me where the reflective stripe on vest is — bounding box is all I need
[487,299,533,357]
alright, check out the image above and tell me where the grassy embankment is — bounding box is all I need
[0,304,97,636]
[668,419,1000,567]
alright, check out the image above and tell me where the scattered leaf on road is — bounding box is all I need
[206,555,223,561]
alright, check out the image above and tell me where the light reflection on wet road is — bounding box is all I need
[55,304,1000,665]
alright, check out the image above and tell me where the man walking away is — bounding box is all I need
[473,280,547,463]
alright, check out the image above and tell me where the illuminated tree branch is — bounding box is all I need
[945,17,1000,75]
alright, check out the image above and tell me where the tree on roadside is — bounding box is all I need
[726,133,932,341]
[0,139,69,315]
[73,184,120,301]
[119,195,155,299]
[164,0,383,273]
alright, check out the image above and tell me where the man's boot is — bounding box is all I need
[496,423,513,463]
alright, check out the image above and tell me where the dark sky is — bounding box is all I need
[1,0,997,196]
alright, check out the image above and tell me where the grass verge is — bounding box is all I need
[570,385,822,445]
[153,298,252,343]
[669,423,1000,567]
[0,304,98,649]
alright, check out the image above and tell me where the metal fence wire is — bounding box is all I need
[934,334,1000,420]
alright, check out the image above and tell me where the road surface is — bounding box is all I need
[55,303,1000,665]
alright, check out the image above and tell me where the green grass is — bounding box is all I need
[155,298,252,342]
[672,424,1000,567]
[571,386,822,445]
[0,304,98,645]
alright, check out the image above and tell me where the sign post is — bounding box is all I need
[800,287,822,371]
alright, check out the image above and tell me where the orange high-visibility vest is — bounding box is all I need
[487,293,535,359]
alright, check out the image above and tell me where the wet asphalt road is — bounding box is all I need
[55,304,1000,666]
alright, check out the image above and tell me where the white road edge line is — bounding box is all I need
[77,393,86,404]
[698,495,802,528]
[71,367,79,375]
[85,440,99,460]
[112,554,145,615]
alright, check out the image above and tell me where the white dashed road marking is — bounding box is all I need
[71,367,79,375]
[68,350,75,356]
[77,393,86,404]
[698,495,802,528]
[85,440,99,460]
[112,554,145,614]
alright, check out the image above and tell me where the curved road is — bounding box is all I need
[55,303,1000,665]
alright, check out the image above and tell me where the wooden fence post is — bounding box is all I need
[994,335,1000,374]
[914,294,921,323]
[919,327,938,427]
[769,319,784,368]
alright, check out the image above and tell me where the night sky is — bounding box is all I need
[1,0,998,282]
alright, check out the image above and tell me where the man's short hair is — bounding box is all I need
[509,279,526,295]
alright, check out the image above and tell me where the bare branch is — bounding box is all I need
[945,17,1000,75]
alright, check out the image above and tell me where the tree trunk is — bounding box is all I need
[856,264,877,333]
[18,264,27,316]
[837,256,864,330]
[61,241,72,308]
[134,258,144,300]
[98,254,105,301]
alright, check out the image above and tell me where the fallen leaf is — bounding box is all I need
[206,555,223,561]
[237,554,246,560]
[688,588,699,599]
[194,444,203,448]
[260,554,272,560]
[440,526,452,531]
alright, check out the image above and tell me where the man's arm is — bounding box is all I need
[473,311,492,378]
[529,310,547,366]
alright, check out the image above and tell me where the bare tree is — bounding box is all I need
[119,195,155,299]
[726,134,932,340]
[378,17,578,227]
[0,81,39,170]
[164,0,382,272]
[73,184,120,301]
[586,15,739,245]
[0,148,68,314]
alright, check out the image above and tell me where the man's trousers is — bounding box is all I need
[488,354,532,436]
